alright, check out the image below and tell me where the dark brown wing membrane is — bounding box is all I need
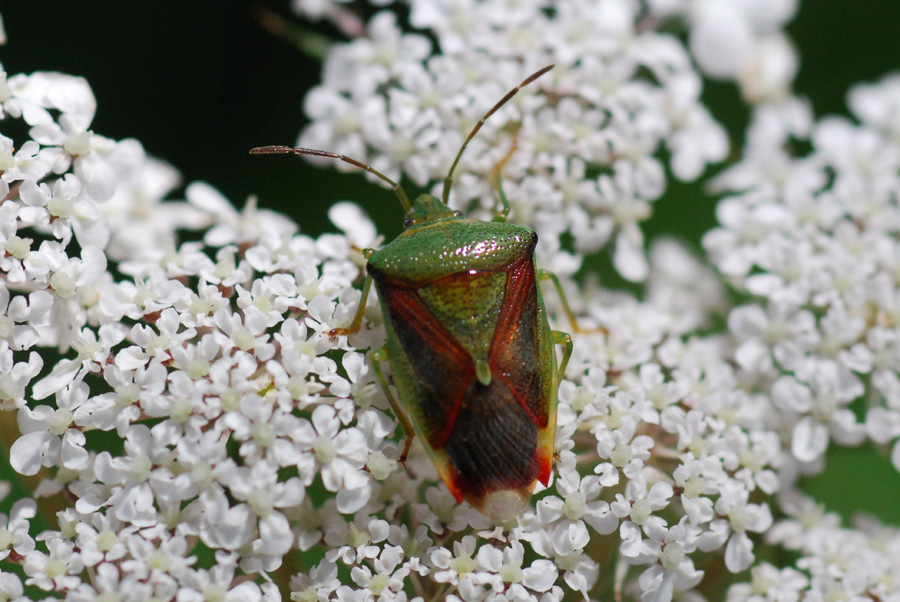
[441,377,542,498]
[382,285,474,446]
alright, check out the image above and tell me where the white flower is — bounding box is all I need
[633,518,703,602]
[295,405,371,513]
[73,513,129,567]
[726,563,808,602]
[0,341,42,410]
[532,471,618,557]
[10,382,90,475]
[328,518,389,566]
[203,459,301,561]
[728,302,818,374]
[614,477,675,560]
[698,481,772,573]
[771,366,866,464]
[290,559,342,601]
[594,412,656,483]
[660,0,799,101]
[0,284,51,351]
[0,498,36,560]
[118,529,193,583]
[22,537,85,592]
[431,535,488,598]
[350,544,411,599]
[0,571,24,602]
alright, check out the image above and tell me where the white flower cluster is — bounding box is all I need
[0,47,776,602]
[2,2,899,602]
[0,56,763,602]
[297,0,742,282]
[727,494,900,601]
[705,75,900,473]
[646,0,799,102]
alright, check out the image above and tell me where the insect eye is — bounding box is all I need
[453,210,462,217]
[403,217,415,228]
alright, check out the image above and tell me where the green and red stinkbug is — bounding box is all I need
[252,65,578,522]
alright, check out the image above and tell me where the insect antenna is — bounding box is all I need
[250,145,412,213]
[441,64,554,205]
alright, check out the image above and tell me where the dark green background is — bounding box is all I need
[2,1,900,522]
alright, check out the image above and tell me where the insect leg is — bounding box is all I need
[489,142,517,223]
[371,346,416,462]
[329,267,374,339]
[538,270,585,334]
[552,330,573,378]
[540,271,611,338]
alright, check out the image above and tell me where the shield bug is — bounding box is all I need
[252,65,573,522]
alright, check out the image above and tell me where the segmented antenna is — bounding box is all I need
[442,64,554,204]
[250,64,554,213]
[249,146,412,213]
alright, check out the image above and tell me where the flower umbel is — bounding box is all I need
[2,1,900,602]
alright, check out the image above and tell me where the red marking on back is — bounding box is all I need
[446,469,465,503]
[488,256,544,426]
[383,285,474,447]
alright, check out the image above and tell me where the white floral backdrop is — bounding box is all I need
[1,2,900,601]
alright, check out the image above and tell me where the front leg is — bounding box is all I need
[329,269,374,339]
